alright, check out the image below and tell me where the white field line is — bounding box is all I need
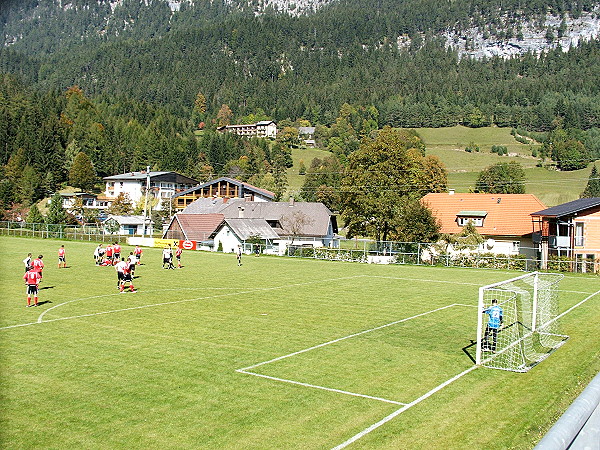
[236,370,406,406]
[238,304,457,372]
[364,275,595,296]
[36,286,244,324]
[331,365,478,450]
[364,275,481,286]
[330,289,600,449]
[237,304,472,406]
[0,275,366,331]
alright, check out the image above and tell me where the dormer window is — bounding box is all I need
[457,211,487,227]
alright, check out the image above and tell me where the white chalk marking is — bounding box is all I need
[331,366,478,450]
[236,370,406,406]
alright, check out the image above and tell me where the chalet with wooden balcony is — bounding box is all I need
[531,197,600,270]
[173,177,275,211]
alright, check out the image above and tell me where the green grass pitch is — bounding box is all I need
[1,236,599,449]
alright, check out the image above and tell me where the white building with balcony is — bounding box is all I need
[217,120,277,139]
[103,171,198,211]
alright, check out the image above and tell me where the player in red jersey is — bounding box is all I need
[113,242,121,261]
[134,245,143,264]
[105,244,114,264]
[58,245,66,268]
[23,266,41,307]
[115,257,135,293]
[32,255,44,281]
[175,247,183,268]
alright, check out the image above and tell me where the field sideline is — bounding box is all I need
[1,236,599,449]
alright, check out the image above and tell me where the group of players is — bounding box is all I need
[22,241,188,307]
[94,243,144,293]
[22,252,47,307]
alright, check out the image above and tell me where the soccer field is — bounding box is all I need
[1,236,599,449]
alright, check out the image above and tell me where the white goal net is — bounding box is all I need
[476,272,568,372]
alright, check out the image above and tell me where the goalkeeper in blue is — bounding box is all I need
[482,298,503,352]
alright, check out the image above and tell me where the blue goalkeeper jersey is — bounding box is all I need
[484,305,503,329]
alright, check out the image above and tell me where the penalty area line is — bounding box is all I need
[330,290,600,449]
[238,304,457,372]
[237,369,406,406]
[331,365,478,450]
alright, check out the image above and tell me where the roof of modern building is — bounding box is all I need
[422,192,546,236]
[103,171,198,184]
[531,197,600,218]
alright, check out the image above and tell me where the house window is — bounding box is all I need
[512,241,520,252]
[119,182,123,187]
[575,222,584,247]
[457,217,484,227]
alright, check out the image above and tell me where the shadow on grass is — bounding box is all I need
[462,340,477,364]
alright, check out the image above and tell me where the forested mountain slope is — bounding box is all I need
[1,0,600,218]
[1,0,599,125]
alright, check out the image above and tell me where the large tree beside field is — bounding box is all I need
[340,127,446,242]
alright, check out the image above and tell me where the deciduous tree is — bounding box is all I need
[475,161,525,194]
[106,193,134,215]
[341,127,441,241]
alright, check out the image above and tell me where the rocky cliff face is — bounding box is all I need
[443,10,600,59]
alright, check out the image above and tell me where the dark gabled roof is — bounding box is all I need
[220,201,335,237]
[103,171,198,185]
[531,197,600,218]
[174,177,275,199]
[219,218,280,240]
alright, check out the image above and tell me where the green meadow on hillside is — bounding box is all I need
[287,126,592,206]
[1,236,599,449]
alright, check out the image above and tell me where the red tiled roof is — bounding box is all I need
[422,193,547,237]
[175,214,224,241]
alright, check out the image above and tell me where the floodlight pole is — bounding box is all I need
[143,165,150,237]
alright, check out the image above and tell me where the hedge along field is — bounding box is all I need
[0,236,599,449]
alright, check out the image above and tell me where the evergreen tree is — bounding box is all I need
[69,151,96,191]
[18,165,43,205]
[46,193,67,225]
[581,165,600,198]
[26,203,45,223]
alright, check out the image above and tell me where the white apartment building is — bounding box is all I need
[103,171,198,210]
[217,120,277,139]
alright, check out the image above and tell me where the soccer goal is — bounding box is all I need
[476,272,568,372]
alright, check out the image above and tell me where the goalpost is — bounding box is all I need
[476,272,568,372]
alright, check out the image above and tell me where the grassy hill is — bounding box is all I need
[287,126,592,206]
[287,146,334,196]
